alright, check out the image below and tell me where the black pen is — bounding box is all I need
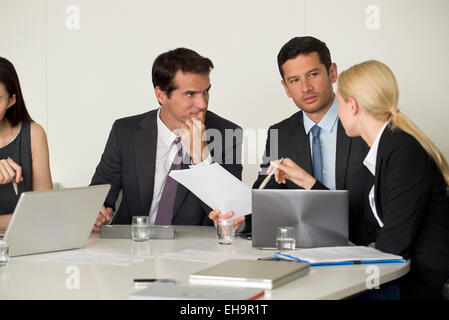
[133,278,176,286]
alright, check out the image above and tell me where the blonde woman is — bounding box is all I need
[270,60,449,300]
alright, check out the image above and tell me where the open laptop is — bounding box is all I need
[252,189,349,249]
[4,185,110,257]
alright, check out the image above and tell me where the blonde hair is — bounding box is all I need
[338,60,449,185]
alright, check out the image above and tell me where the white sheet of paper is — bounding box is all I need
[158,249,263,264]
[38,250,154,266]
[169,163,251,220]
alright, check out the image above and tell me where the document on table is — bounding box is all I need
[158,249,263,264]
[275,246,405,266]
[38,250,154,266]
[169,163,251,220]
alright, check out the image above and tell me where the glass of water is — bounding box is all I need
[217,219,235,245]
[132,216,150,242]
[276,226,296,251]
[0,240,9,266]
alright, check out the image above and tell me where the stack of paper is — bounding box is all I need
[274,246,405,266]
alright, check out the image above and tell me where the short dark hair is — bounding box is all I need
[0,57,33,127]
[152,48,214,97]
[277,36,332,79]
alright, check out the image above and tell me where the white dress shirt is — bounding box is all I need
[148,109,212,224]
[363,122,389,228]
[303,96,339,190]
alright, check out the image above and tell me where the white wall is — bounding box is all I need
[1,0,448,187]
[0,0,47,128]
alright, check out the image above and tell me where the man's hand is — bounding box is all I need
[92,206,113,232]
[0,158,23,185]
[180,117,209,164]
[208,209,245,233]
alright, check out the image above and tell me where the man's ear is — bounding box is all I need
[329,63,338,83]
[154,86,167,105]
[7,94,16,109]
[281,80,292,98]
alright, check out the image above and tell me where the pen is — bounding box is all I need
[134,278,176,286]
[12,181,18,195]
[7,157,18,195]
[258,158,283,189]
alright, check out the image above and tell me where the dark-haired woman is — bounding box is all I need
[0,57,52,230]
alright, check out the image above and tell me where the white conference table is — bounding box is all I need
[0,226,410,300]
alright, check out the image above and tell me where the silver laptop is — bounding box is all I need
[252,189,349,249]
[189,259,310,290]
[4,185,110,257]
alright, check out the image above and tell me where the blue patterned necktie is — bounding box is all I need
[311,125,323,183]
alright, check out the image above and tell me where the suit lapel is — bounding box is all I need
[373,127,390,219]
[134,111,158,215]
[374,157,383,219]
[336,120,351,190]
[292,112,313,176]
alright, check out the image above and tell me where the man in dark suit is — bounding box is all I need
[90,48,242,231]
[210,37,372,244]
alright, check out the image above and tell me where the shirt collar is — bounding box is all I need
[363,122,389,176]
[157,108,179,147]
[303,95,339,134]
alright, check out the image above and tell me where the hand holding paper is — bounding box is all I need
[169,163,251,220]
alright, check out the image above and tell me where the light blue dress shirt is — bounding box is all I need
[302,96,339,190]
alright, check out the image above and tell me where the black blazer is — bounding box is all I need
[248,111,372,244]
[362,127,449,299]
[91,109,243,226]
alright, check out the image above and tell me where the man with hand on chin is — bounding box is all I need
[90,48,242,231]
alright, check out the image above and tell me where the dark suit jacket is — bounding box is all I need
[362,127,449,299]
[248,111,373,245]
[91,109,243,226]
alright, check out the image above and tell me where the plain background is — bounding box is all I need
[1,0,448,187]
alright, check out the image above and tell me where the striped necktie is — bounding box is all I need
[155,137,183,225]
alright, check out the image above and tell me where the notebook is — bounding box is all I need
[189,259,310,290]
[274,246,406,266]
[130,282,264,300]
